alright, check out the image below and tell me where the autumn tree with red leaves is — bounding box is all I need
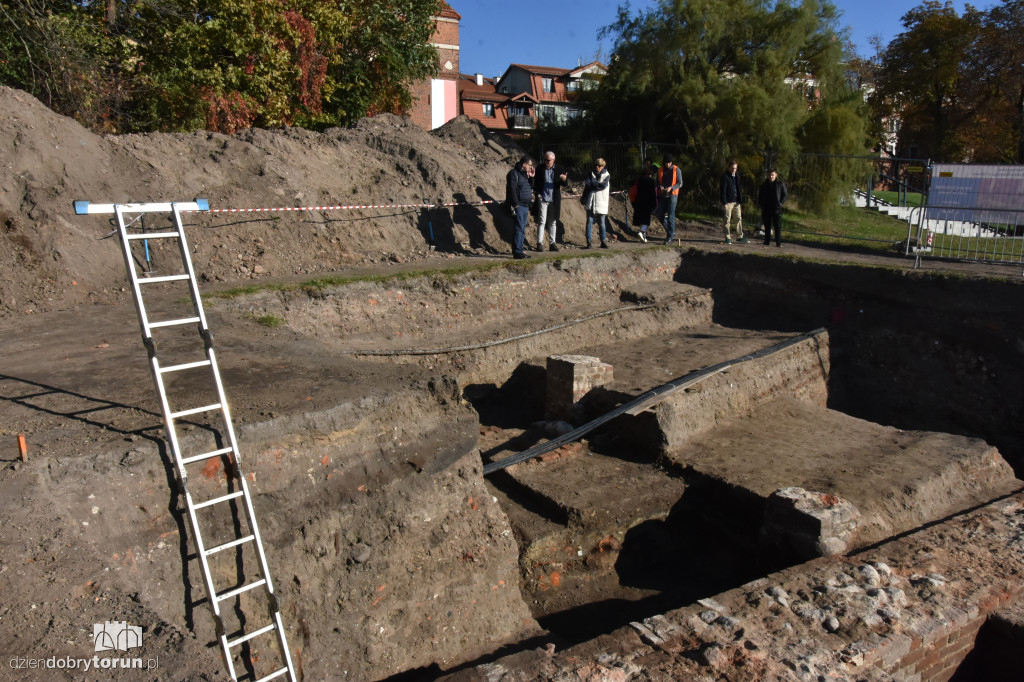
[1,0,442,133]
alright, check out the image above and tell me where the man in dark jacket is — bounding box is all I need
[505,156,534,259]
[719,160,746,244]
[757,168,788,247]
[533,151,568,251]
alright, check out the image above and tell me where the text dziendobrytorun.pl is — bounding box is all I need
[7,655,159,671]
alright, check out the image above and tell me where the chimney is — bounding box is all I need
[475,74,484,86]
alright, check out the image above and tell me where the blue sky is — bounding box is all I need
[455,0,997,79]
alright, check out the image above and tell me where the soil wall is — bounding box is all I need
[673,249,1024,474]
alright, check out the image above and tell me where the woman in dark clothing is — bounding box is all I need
[630,163,659,242]
[757,168,788,247]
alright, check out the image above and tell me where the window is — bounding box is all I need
[482,103,495,117]
[542,77,555,94]
[567,80,578,93]
[538,105,556,122]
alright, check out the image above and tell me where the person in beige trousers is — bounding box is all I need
[719,160,747,244]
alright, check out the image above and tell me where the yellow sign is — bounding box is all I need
[939,171,953,177]
[907,166,924,173]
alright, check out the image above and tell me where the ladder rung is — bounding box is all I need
[181,446,233,466]
[204,534,255,557]
[215,578,267,603]
[169,402,222,419]
[227,622,278,649]
[149,316,201,329]
[159,359,212,374]
[191,489,244,510]
[255,667,290,682]
[125,231,179,240]
[139,274,190,283]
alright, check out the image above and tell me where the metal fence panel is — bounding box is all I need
[907,205,1024,275]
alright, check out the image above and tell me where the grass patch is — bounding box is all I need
[253,313,285,328]
[679,202,909,253]
[782,205,908,253]
[205,251,623,301]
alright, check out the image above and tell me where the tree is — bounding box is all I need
[129,0,442,132]
[870,1,981,162]
[1,0,442,133]
[960,0,1024,162]
[0,0,134,130]
[594,0,867,209]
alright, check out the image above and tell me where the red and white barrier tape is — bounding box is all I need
[186,191,624,214]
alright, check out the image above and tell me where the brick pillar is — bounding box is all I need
[546,355,613,421]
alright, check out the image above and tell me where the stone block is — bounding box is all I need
[546,354,613,421]
[759,487,862,559]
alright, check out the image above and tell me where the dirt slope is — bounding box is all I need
[0,86,537,317]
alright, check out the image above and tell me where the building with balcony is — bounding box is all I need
[456,61,606,136]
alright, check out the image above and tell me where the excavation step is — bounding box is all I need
[672,396,1022,556]
[485,444,684,617]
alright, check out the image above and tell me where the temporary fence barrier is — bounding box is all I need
[906,205,1024,275]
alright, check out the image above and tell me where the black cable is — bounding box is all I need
[482,327,827,475]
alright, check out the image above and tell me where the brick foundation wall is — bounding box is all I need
[439,495,1024,682]
[874,588,1017,681]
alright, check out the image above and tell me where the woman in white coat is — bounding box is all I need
[583,158,611,248]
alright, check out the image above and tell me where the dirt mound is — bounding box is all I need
[0,87,525,317]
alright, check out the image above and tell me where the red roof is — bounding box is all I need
[507,63,573,77]
[437,1,461,20]
[569,61,607,76]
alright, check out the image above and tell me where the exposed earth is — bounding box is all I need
[2,86,1024,682]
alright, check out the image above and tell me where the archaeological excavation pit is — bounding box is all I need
[3,249,1024,681]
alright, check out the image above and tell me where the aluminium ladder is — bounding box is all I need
[74,200,296,682]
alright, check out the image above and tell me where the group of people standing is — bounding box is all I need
[719,159,788,247]
[628,154,682,244]
[504,152,788,259]
[505,151,614,258]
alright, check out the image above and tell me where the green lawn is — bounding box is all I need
[782,205,911,253]
[871,190,924,207]
[679,202,911,253]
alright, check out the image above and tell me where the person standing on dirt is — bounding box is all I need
[533,151,568,252]
[655,154,682,243]
[757,168,788,247]
[506,156,535,259]
[630,160,658,243]
[720,159,747,244]
[583,158,611,248]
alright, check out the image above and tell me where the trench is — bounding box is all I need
[358,251,1024,679]
[70,250,1022,681]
